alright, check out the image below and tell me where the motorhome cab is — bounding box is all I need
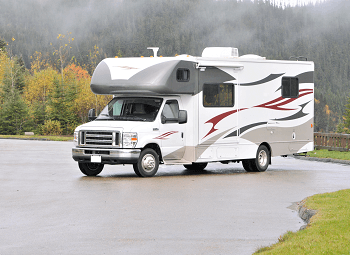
[72,47,314,177]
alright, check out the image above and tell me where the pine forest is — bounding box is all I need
[0,0,349,135]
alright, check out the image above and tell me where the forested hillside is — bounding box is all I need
[0,0,349,134]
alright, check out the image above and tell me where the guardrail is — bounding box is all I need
[314,132,350,151]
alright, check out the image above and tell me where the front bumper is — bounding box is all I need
[72,147,141,164]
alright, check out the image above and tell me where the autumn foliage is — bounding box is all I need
[0,35,111,135]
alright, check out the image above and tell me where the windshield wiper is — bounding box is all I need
[113,116,147,121]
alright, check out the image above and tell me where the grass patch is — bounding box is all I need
[307,149,350,161]
[254,189,350,254]
[0,134,73,141]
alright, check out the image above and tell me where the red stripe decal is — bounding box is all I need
[203,108,247,139]
[202,89,313,139]
[154,131,179,140]
[255,91,313,111]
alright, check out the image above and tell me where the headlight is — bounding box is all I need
[123,132,138,148]
[73,131,79,146]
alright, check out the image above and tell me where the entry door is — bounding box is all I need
[198,68,239,159]
[158,99,185,161]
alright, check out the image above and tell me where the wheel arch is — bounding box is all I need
[143,143,163,163]
[259,142,272,165]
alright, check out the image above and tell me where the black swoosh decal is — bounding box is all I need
[297,71,314,84]
[225,121,267,138]
[240,73,285,86]
[275,101,311,121]
[275,71,314,92]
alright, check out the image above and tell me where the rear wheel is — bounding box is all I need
[242,159,255,172]
[184,162,208,171]
[242,145,270,172]
[254,145,269,172]
[78,162,104,176]
[133,148,159,177]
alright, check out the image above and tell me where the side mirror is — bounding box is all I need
[88,108,96,121]
[161,114,166,124]
[179,110,187,124]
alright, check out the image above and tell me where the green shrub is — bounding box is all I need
[41,120,62,135]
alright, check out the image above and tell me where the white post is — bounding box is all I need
[147,47,159,58]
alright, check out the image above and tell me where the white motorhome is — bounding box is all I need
[72,47,314,177]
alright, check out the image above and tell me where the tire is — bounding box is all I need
[242,159,255,172]
[78,162,104,176]
[133,148,159,177]
[183,162,208,171]
[242,145,270,172]
[254,145,270,172]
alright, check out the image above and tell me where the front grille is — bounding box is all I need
[80,131,120,147]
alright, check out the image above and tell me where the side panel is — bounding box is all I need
[194,60,314,162]
[235,61,314,157]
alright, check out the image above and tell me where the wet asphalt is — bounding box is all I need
[1,139,350,255]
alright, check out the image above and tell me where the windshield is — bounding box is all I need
[96,97,163,122]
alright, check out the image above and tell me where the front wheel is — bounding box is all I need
[133,148,159,177]
[78,162,104,176]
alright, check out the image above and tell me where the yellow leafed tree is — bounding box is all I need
[52,32,75,80]
[24,67,60,105]
[0,51,9,80]
[30,51,52,73]
[0,50,10,95]
[324,104,331,116]
[63,64,111,122]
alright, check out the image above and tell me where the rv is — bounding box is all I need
[72,47,314,177]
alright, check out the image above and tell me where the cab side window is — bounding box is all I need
[176,68,190,82]
[162,100,179,123]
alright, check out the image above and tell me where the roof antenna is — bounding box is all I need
[147,47,159,58]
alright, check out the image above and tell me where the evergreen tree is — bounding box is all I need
[0,39,6,51]
[0,52,29,135]
[2,55,26,93]
[339,95,350,134]
[47,78,78,135]
[1,0,350,132]
[0,83,28,135]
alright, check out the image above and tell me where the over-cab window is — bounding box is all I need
[176,68,190,82]
[203,83,234,107]
[282,77,299,98]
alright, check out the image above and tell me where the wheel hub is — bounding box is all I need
[142,154,156,172]
[258,150,267,167]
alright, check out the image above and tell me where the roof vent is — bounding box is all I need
[240,54,266,60]
[201,47,239,58]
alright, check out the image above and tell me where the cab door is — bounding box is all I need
[157,99,186,162]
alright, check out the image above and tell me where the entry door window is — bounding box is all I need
[203,83,234,107]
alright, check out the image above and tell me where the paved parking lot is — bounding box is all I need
[1,139,350,254]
